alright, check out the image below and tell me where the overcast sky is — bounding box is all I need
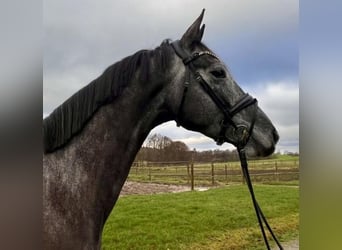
[44,0,298,153]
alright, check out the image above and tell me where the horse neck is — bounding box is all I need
[44,73,171,241]
[84,80,169,190]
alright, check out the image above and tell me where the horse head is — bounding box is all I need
[166,9,279,157]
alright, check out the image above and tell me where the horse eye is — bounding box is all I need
[210,69,226,78]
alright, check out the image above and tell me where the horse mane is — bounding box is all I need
[44,40,174,153]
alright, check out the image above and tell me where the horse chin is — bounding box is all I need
[244,133,277,157]
[221,127,276,157]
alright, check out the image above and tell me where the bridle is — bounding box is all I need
[171,41,257,149]
[171,40,283,250]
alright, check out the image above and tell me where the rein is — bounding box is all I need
[238,149,284,250]
[171,40,283,250]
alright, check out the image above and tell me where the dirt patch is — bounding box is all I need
[120,181,191,196]
[275,239,299,250]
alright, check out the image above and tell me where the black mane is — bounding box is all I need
[44,40,174,153]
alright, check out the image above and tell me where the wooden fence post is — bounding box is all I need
[191,162,194,191]
[275,161,279,182]
[225,164,228,183]
[187,163,190,184]
[191,149,195,191]
[148,163,151,182]
[211,162,215,185]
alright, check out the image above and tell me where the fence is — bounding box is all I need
[128,159,299,189]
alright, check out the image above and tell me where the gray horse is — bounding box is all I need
[43,10,278,249]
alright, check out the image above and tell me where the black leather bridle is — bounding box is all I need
[171,40,283,250]
[171,41,257,149]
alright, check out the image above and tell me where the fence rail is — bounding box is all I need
[129,159,299,188]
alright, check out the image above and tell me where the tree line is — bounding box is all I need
[135,133,242,162]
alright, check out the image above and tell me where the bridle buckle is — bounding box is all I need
[233,125,250,148]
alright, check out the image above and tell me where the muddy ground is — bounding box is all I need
[120,181,192,196]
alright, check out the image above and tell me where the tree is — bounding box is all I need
[136,133,242,162]
[164,141,190,161]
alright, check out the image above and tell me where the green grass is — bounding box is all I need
[272,154,299,161]
[102,185,299,249]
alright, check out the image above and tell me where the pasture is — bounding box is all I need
[102,185,299,249]
[128,155,299,187]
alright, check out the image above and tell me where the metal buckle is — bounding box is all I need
[233,125,249,147]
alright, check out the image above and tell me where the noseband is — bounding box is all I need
[171,41,257,149]
[171,40,283,250]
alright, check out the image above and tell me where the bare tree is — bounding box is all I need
[136,133,244,162]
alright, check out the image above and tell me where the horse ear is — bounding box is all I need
[180,9,206,47]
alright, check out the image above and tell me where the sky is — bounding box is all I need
[43,0,298,153]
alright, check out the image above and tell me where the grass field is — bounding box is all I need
[102,185,299,250]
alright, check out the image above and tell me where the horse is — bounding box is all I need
[43,10,279,249]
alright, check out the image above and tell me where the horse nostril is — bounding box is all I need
[273,129,279,143]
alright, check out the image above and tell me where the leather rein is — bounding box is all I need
[171,40,283,250]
